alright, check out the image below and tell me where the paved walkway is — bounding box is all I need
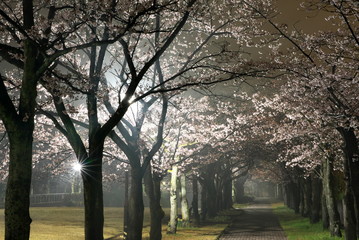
[219,200,287,240]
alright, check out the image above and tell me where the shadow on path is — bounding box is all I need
[219,198,287,240]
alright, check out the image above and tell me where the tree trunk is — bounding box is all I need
[299,179,305,216]
[283,183,289,207]
[82,146,104,240]
[128,167,145,240]
[276,183,283,200]
[215,179,223,212]
[285,180,300,213]
[206,179,217,217]
[124,171,129,239]
[223,178,233,209]
[191,177,200,226]
[233,176,246,203]
[343,188,356,240]
[3,13,40,237]
[293,181,300,214]
[303,177,312,218]
[322,192,329,229]
[167,165,178,234]
[144,165,165,240]
[342,153,356,240]
[322,156,342,237]
[200,181,207,221]
[338,127,359,239]
[179,174,190,226]
[5,127,33,240]
[310,174,321,224]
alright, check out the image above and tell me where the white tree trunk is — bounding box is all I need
[180,174,190,224]
[167,165,178,234]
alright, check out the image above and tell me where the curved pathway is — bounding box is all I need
[219,199,287,240]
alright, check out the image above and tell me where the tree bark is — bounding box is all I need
[299,179,305,216]
[5,127,33,240]
[191,177,200,226]
[322,155,342,237]
[233,176,246,203]
[222,177,233,209]
[322,192,329,229]
[310,174,321,224]
[342,152,356,240]
[179,174,190,226]
[144,165,165,240]
[338,127,359,239]
[128,167,145,240]
[200,181,207,221]
[2,2,39,236]
[303,177,312,218]
[206,178,217,217]
[82,144,104,240]
[285,180,300,213]
[167,165,178,234]
[124,171,129,239]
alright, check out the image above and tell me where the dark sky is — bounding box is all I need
[275,0,332,33]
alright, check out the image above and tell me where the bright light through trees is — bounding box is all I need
[72,162,83,172]
[0,0,358,239]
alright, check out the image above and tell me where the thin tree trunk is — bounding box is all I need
[299,178,305,216]
[233,176,246,203]
[215,180,223,212]
[128,167,144,240]
[276,183,283,200]
[283,183,289,207]
[179,174,190,226]
[167,165,178,234]
[304,177,312,218]
[200,181,207,221]
[343,155,356,240]
[310,174,321,224]
[322,192,329,229]
[191,177,200,226]
[223,177,233,209]
[124,171,129,239]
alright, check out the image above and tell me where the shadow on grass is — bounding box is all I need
[273,204,343,240]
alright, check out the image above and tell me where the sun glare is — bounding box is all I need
[73,162,83,172]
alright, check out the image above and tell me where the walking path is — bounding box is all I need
[218,199,287,240]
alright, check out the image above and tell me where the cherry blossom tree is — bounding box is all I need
[0,0,127,238]
[243,0,358,237]
[0,0,291,239]
[38,1,275,240]
[250,90,345,235]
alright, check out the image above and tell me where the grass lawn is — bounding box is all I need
[272,203,343,240]
[0,207,227,240]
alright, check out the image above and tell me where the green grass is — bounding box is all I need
[273,203,343,240]
[0,207,226,240]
